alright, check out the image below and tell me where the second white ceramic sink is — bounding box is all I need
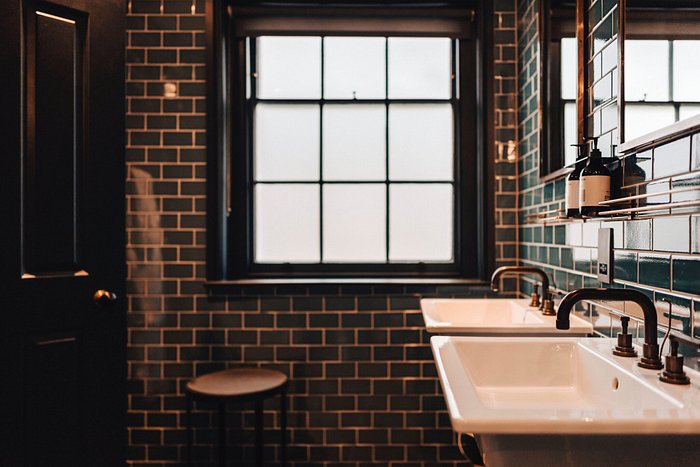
[431,336,700,466]
[421,298,592,336]
[431,336,700,434]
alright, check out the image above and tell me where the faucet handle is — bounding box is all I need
[670,339,680,357]
[613,316,637,358]
[620,316,630,333]
[530,284,540,308]
[660,338,691,385]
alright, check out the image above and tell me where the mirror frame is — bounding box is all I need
[538,0,586,182]
[537,0,581,182]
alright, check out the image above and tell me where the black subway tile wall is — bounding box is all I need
[126,0,518,464]
[518,0,700,350]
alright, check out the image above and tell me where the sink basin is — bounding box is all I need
[421,298,592,336]
[431,336,700,466]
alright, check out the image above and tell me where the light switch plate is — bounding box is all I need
[598,228,614,284]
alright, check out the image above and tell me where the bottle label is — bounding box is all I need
[565,179,579,210]
[579,175,610,207]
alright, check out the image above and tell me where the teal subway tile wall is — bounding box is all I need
[518,0,700,347]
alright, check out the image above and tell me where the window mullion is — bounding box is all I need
[384,36,390,263]
[319,36,325,263]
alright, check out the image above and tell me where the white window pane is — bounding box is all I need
[389,104,453,181]
[624,104,675,141]
[593,73,612,106]
[254,103,319,181]
[324,37,386,99]
[601,40,617,78]
[389,184,453,261]
[323,104,386,181]
[673,41,700,102]
[561,37,578,101]
[680,104,700,122]
[246,38,251,99]
[624,40,669,102]
[255,184,319,262]
[601,101,617,134]
[564,102,578,166]
[257,36,321,99]
[388,38,451,99]
[323,184,386,262]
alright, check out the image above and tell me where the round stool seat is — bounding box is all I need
[185,368,289,466]
[186,368,288,399]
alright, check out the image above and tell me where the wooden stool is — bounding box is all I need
[185,368,288,467]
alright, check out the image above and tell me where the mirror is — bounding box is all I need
[539,0,578,178]
[584,0,620,159]
[622,0,700,142]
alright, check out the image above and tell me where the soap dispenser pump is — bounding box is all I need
[579,137,611,217]
[612,316,637,357]
[565,144,586,218]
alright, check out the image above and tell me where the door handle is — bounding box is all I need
[93,289,117,308]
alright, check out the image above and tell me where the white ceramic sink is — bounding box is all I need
[431,336,700,466]
[421,298,592,336]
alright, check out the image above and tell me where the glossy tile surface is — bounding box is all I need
[613,251,637,282]
[653,216,690,253]
[672,256,700,295]
[653,136,691,179]
[654,292,691,334]
[638,254,671,289]
[624,219,652,250]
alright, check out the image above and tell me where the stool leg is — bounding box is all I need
[218,403,226,467]
[280,391,287,467]
[254,399,263,467]
[186,393,193,466]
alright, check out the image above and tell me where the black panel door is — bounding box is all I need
[0,0,126,465]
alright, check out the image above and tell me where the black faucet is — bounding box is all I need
[490,266,554,315]
[556,288,663,370]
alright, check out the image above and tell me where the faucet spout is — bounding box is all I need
[490,267,553,315]
[490,266,550,295]
[556,288,662,370]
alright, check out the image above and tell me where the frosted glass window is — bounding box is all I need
[255,184,320,262]
[673,41,700,102]
[388,38,451,99]
[601,102,617,134]
[324,37,386,99]
[254,103,319,181]
[248,35,462,268]
[593,74,612,106]
[680,105,700,122]
[390,184,453,261]
[389,104,453,180]
[257,36,321,99]
[564,102,578,166]
[601,40,617,78]
[561,38,578,101]
[625,104,675,141]
[624,40,669,102]
[323,184,386,262]
[323,104,386,181]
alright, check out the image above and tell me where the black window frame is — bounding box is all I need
[206,0,494,282]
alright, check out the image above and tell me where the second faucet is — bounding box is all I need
[490,266,555,316]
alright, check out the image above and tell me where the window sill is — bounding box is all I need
[204,277,488,296]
